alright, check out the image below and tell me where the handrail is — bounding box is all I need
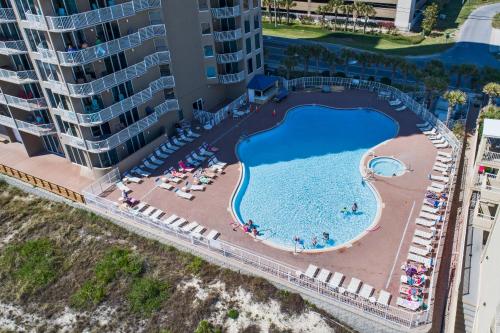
[0,40,28,54]
[15,120,56,136]
[213,28,243,42]
[42,51,170,97]
[216,50,244,64]
[0,114,16,127]
[56,24,166,66]
[218,70,245,84]
[24,0,161,32]
[0,8,16,22]
[0,93,47,111]
[0,68,38,84]
[211,5,241,18]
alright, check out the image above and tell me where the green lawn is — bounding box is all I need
[263,22,454,56]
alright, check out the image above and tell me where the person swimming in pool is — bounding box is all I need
[352,202,358,213]
[311,236,318,247]
[341,207,348,214]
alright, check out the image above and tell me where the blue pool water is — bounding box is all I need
[233,105,398,250]
[369,157,405,177]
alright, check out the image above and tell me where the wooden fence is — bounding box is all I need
[0,163,85,203]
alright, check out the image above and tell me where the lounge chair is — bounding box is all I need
[191,152,206,162]
[123,173,142,183]
[178,160,195,172]
[422,128,437,136]
[150,209,164,221]
[163,172,182,184]
[430,174,449,183]
[180,133,194,142]
[143,160,159,170]
[438,151,452,158]
[159,182,174,190]
[435,142,449,149]
[142,206,157,216]
[396,297,421,311]
[199,146,214,157]
[429,133,443,141]
[149,155,164,166]
[427,186,444,194]
[189,184,205,191]
[408,253,433,267]
[171,218,187,229]
[304,264,319,279]
[416,218,437,227]
[131,167,151,177]
[191,225,206,235]
[206,229,220,240]
[186,156,201,167]
[175,188,194,200]
[436,156,452,164]
[187,128,201,138]
[433,165,449,174]
[421,205,440,215]
[182,221,199,232]
[419,124,433,132]
[359,284,374,299]
[232,109,245,118]
[409,245,430,256]
[131,202,148,214]
[420,211,441,221]
[377,290,391,307]
[435,162,449,170]
[328,272,344,290]
[155,148,169,159]
[166,140,180,151]
[163,214,179,225]
[116,181,131,193]
[395,105,407,112]
[416,122,430,129]
[211,157,227,168]
[413,236,433,247]
[415,229,435,240]
[346,277,362,295]
[317,269,331,283]
[389,99,401,106]
[432,138,446,145]
[172,137,185,147]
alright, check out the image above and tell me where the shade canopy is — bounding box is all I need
[247,75,279,91]
[483,119,500,138]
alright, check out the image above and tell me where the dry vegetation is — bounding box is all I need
[0,180,354,333]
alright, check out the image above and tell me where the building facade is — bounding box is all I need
[0,0,263,177]
[455,119,500,332]
[265,0,425,31]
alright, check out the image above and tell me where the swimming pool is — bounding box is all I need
[369,157,406,177]
[232,105,398,250]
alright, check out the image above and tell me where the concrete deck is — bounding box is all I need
[102,89,450,302]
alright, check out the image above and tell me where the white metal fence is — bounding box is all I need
[0,8,15,22]
[218,70,246,84]
[193,93,247,127]
[211,5,241,18]
[0,40,28,54]
[15,120,56,136]
[0,114,15,127]
[213,28,243,42]
[216,50,244,64]
[0,68,37,84]
[0,93,47,111]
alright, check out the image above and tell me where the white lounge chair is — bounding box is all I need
[408,253,433,267]
[191,225,206,235]
[421,205,440,215]
[359,284,374,299]
[191,152,206,162]
[433,165,449,174]
[150,209,164,221]
[416,218,437,227]
[199,147,214,157]
[389,99,401,106]
[163,214,179,225]
[396,297,421,311]
[187,128,200,138]
[159,182,174,190]
[160,144,175,154]
[171,218,187,229]
[186,156,201,167]
[149,155,164,166]
[436,142,449,149]
[436,156,452,164]
[189,184,205,191]
[132,167,151,177]
[415,228,435,239]
[435,162,449,169]
[142,206,157,216]
[304,264,319,279]
[175,188,193,200]
[328,272,344,290]
[143,160,159,170]
[163,173,182,184]
[180,133,194,142]
[416,121,430,129]
[430,182,447,191]
[430,174,449,183]
[346,278,362,295]
[422,128,437,136]
[438,151,452,158]
[413,236,433,247]
[131,202,148,214]
[409,245,430,256]
[317,269,331,283]
[123,173,142,183]
[172,137,185,147]
[429,133,443,141]
[155,148,169,159]
[182,221,199,232]
[166,141,180,151]
[395,105,407,112]
[427,186,444,194]
[432,138,446,145]
[116,181,131,193]
[206,229,220,240]
[377,290,391,307]
[211,157,227,168]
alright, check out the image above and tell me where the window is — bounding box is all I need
[254,33,261,49]
[206,66,217,78]
[254,14,260,29]
[247,58,253,74]
[201,22,211,35]
[245,37,252,54]
[66,146,88,167]
[243,0,249,10]
[244,17,251,33]
[203,45,214,57]
[253,0,259,8]
[198,0,208,10]
[256,52,262,69]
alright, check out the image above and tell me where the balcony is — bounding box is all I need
[0,8,16,22]
[0,67,38,84]
[0,113,15,128]
[218,70,245,84]
[476,173,500,202]
[473,200,498,231]
[23,0,161,32]
[53,76,175,125]
[42,51,170,97]
[211,5,241,19]
[0,93,47,111]
[55,24,166,66]
[16,120,56,136]
[216,50,244,64]
[60,132,87,150]
[213,28,242,42]
[0,40,28,55]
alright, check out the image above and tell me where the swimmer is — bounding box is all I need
[323,232,329,241]
[312,237,318,247]
[341,207,348,214]
[352,202,358,213]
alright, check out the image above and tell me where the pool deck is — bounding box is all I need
[102,89,451,302]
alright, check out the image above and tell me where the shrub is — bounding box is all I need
[380,77,392,85]
[334,72,346,78]
[195,320,214,333]
[95,248,143,283]
[227,308,239,319]
[128,277,170,316]
[277,290,305,315]
[70,280,106,309]
[186,256,205,274]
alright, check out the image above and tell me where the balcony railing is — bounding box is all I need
[218,70,245,84]
[0,93,47,111]
[0,68,38,84]
[55,76,175,125]
[24,0,161,32]
[56,24,166,66]
[42,51,170,97]
[0,40,28,55]
[60,132,87,150]
[216,50,244,64]
[16,120,56,136]
[211,5,241,19]
[0,8,16,22]
[482,150,500,164]
[0,114,15,128]
[85,99,179,153]
[213,28,243,42]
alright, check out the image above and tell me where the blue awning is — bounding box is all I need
[247,75,279,91]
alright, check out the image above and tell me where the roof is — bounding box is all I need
[483,119,500,138]
[247,75,278,91]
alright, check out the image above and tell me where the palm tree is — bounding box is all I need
[322,49,339,76]
[340,48,354,76]
[443,90,467,126]
[282,55,298,79]
[424,76,448,108]
[351,1,363,32]
[296,45,312,74]
[356,52,372,79]
[360,3,376,34]
[388,57,404,83]
[328,0,343,31]
[400,61,416,90]
[371,53,385,79]
[483,82,500,105]
[283,0,296,25]
[340,3,352,31]
[263,0,273,23]
[316,5,329,27]
[309,45,325,73]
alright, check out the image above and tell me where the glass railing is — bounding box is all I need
[0,68,38,84]
[218,70,245,84]
[216,50,244,64]
[43,51,170,97]
[56,24,166,66]
[0,93,47,111]
[0,40,28,54]
[60,132,87,150]
[0,8,16,22]
[211,5,241,19]
[213,28,242,42]
[16,120,56,136]
[24,0,161,32]
[0,114,15,128]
